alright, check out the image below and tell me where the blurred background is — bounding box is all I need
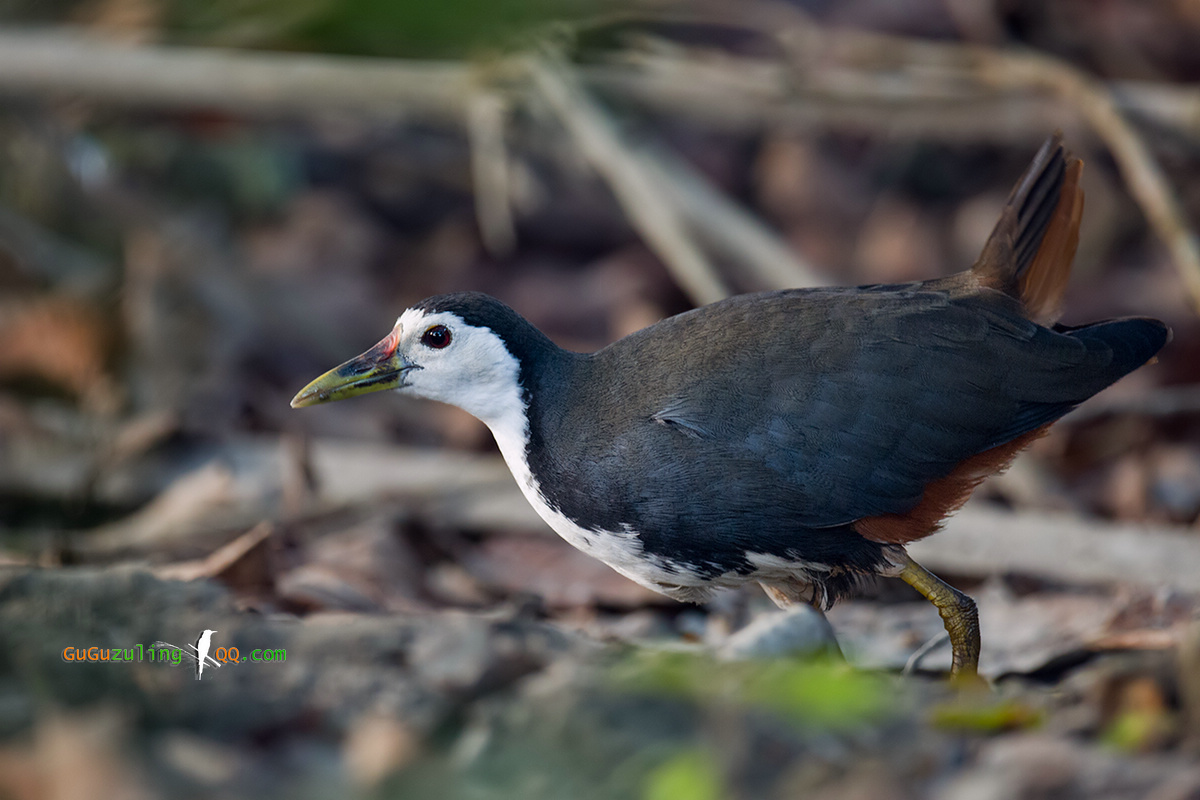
[1,1,1199,798]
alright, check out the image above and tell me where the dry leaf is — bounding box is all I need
[343,713,420,788]
[83,463,238,555]
[462,536,663,609]
[153,521,273,586]
[275,517,425,612]
[0,707,152,800]
[0,297,115,406]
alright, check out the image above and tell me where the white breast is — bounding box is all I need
[483,397,727,602]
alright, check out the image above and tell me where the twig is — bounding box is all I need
[647,145,829,290]
[903,631,950,675]
[589,50,1069,140]
[466,90,517,257]
[525,51,729,305]
[1111,81,1200,136]
[0,29,473,121]
[72,438,527,559]
[910,502,1200,593]
[591,53,1200,143]
[2,29,1197,140]
[973,52,1200,314]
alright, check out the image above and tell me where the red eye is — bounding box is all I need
[421,324,452,349]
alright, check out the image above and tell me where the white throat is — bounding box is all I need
[483,388,538,497]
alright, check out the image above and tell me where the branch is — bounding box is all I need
[466,90,517,257]
[2,29,1196,140]
[911,502,1200,593]
[647,145,828,289]
[525,52,729,305]
[972,51,1200,313]
[0,28,473,121]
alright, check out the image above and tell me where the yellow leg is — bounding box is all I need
[897,554,980,678]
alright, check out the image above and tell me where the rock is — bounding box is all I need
[717,606,840,661]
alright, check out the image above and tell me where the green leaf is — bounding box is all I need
[609,650,891,729]
[932,699,1044,733]
[642,749,724,800]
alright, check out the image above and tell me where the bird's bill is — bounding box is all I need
[290,329,414,408]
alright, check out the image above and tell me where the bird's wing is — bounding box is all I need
[634,288,1141,530]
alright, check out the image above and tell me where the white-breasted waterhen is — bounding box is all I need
[292,136,1168,677]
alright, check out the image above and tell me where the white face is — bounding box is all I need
[391,307,525,429]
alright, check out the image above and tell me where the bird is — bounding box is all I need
[291,135,1168,677]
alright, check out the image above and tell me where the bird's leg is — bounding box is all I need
[896,553,979,678]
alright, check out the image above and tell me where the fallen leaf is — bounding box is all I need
[153,521,273,587]
[275,516,425,612]
[82,462,238,555]
[0,296,116,409]
[461,536,663,609]
[343,713,420,788]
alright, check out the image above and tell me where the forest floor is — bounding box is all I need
[2,3,1200,797]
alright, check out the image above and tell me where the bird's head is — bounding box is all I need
[290,293,549,428]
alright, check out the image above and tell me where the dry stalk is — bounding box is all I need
[526,51,729,305]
